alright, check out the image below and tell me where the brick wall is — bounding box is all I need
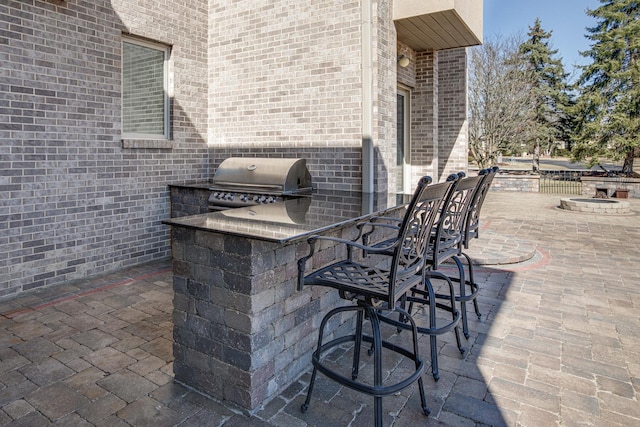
[437,48,469,179]
[397,47,469,185]
[397,43,417,89]
[0,0,209,296]
[372,0,397,193]
[581,177,640,198]
[490,175,540,192]
[206,0,365,192]
[1,0,471,297]
[409,51,438,183]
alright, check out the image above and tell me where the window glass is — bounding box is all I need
[122,38,169,139]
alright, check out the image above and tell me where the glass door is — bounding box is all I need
[397,87,411,193]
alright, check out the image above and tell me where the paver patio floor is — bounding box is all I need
[1,192,639,426]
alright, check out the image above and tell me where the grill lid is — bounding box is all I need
[210,157,312,195]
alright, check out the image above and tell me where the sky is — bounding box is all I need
[483,0,602,78]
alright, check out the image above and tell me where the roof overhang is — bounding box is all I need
[394,0,483,51]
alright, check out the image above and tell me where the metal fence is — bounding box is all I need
[538,170,584,194]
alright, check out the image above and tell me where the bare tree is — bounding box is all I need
[468,35,537,168]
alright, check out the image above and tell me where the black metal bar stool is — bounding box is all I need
[457,166,499,320]
[429,172,485,340]
[436,167,500,338]
[359,174,462,381]
[361,171,488,380]
[297,176,452,427]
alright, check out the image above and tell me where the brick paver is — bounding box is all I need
[0,192,639,426]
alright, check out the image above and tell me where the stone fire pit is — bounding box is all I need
[559,198,631,214]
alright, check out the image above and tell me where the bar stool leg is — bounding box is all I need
[301,305,351,413]
[461,251,482,319]
[301,367,317,413]
[452,256,471,339]
[352,309,364,380]
[425,279,440,381]
[367,307,384,427]
[396,306,430,416]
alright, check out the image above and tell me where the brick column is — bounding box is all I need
[437,48,469,179]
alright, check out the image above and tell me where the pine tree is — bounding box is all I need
[518,18,572,172]
[573,0,640,174]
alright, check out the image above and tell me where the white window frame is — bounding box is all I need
[121,36,170,143]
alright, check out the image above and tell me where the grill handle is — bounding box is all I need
[211,182,283,191]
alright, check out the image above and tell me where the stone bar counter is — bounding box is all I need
[163,188,408,412]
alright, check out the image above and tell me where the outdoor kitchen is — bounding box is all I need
[163,157,409,410]
[4,1,640,425]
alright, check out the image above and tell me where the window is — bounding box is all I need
[122,37,170,141]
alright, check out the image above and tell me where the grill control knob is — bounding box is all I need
[259,196,266,203]
[241,195,248,202]
[253,195,259,202]
[213,192,220,198]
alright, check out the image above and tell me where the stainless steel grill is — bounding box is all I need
[208,157,313,210]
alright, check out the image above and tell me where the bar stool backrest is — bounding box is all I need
[463,166,499,248]
[388,177,454,305]
[431,173,483,268]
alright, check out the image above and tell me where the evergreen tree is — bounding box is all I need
[518,18,572,172]
[573,0,640,174]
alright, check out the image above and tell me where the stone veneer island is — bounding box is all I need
[163,187,406,411]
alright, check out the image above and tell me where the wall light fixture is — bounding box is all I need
[397,55,410,68]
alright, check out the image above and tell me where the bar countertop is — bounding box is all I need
[163,189,409,243]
